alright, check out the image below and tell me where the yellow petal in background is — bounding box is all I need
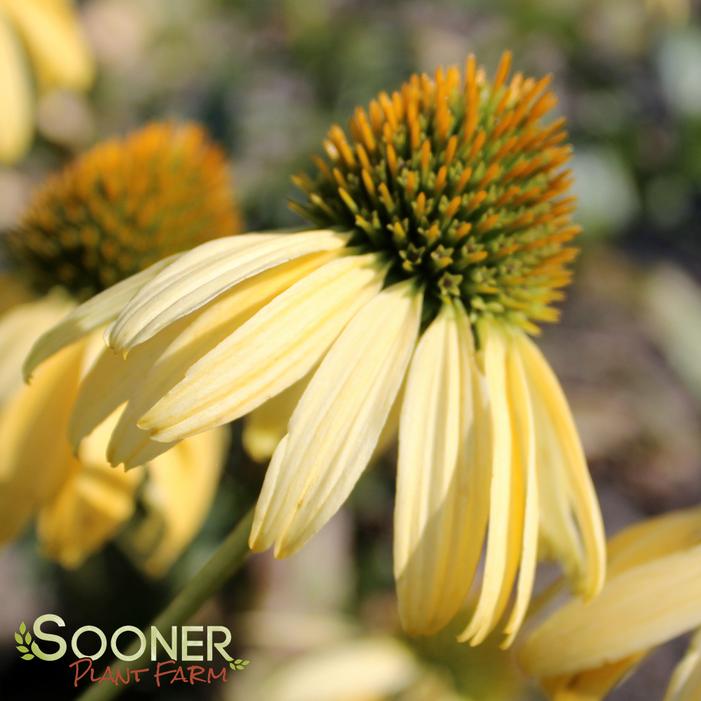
[542,652,647,701]
[0,7,33,164]
[140,253,385,443]
[606,505,701,577]
[0,335,85,541]
[243,375,310,463]
[394,302,485,635]
[36,412,143,568]
[108,231,349,352]
[0,293,73,405]
[124,427,229,576]
[250,281,422,557]
[519,545,701,678]
[1,0,93,91]
[259,637,419,701]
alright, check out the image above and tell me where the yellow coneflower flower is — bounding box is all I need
[28,53,605,643]
[0,0,93,163]
[518,507,701,701]
[0,122,238,572]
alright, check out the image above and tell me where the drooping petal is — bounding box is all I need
[108,231,349,352]
[516,332,606,599]
[394,302,486,635]
[0,9,33,164]
[24,254,178,380]
[68,318,187,454]
[71,253,331,466]
[459,322,523,646]
[501,338,539,648]
[0,337,85,541]
[1,0,93,91]
[139,253,386,443]
[519,545,701,678]
[250,281,422,557]
[124,427,229,576]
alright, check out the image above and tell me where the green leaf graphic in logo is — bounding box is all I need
[229,658,250,671]
[15,623,34,661]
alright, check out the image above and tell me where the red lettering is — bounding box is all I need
[208,667,228,684]
[155,660,177,688]
[69,658,93,687]
[189,665,206,684]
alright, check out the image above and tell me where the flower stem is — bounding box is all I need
[77,507,254,701]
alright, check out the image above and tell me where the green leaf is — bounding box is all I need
[233,658,242,665]
[17,645,28,653]
[14,633,22,644]
[19,622,26,635]
[241,660,250,666]
[24,632,32,644]
[21,653,33,661]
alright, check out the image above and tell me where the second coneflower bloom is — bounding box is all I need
[28,53,605,644]
[2,122,238,573]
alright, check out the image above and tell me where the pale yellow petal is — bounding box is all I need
[36,412,143,568]
[140,253,385,443]
[394,303,484,635]
[0,336,85,541]
[124,427,229,576]
[0,8,33,163]
[0,293,72,405]
[519,545,701,678]
[108,231,349,352]
[459,321,523,645]
[665,629,701,701]
[250,281,422,557]
[24,254,178,380]
[2,0,93,91]
[70,254,327,468]
[516,332,606,599]
[502,336,539,647]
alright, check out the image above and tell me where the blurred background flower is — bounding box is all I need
[0,1,700,700]
[518,507,701,700]
[0,0,94,164]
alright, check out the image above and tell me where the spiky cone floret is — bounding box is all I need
[0,122,239,572]
[26,53,605,646]
[518,507,701,701]
[5,122,240,297]
[291,51,579,333]
[0,0,93,163]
